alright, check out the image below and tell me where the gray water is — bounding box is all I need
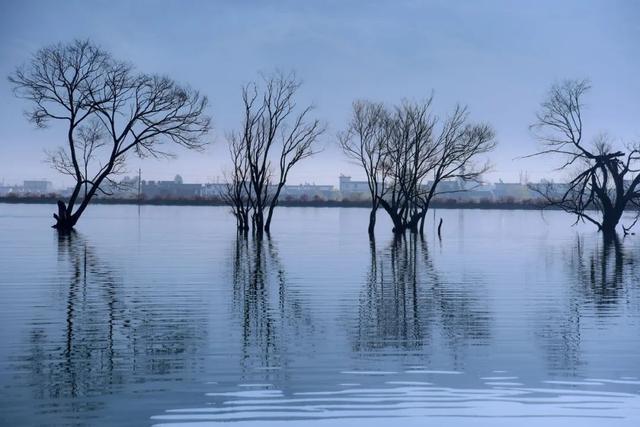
[1,204,639,426]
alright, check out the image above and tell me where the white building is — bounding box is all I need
[201,183,228,198]
[23,180,53,194]
[339,175,371,199]
[281,183,337,201]
[493,182,537,201]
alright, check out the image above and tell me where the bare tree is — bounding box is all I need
[528,79,640,236]
[416,106,495,233]
[223,132,252,231]
[226,72,324,234]
[378,100,437,233]
[9,40,211,231]
[339,101,389,236]
[341,97,495,235]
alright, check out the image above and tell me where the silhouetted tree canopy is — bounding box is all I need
[528,79,640,235]
[224,71,324,233]
[9,39,211,231]
[340,97,495,235]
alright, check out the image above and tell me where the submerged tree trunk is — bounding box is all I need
[600,208,622,237]
[367,206,377,237]
[52,200,77,232]
[381,204,405,233]
[406,212,422,233]
[253,210,265,235]
[235,212,248,231]
[242,212,250,231]
[264,210,274,234]
[265,187,284,234]
[419,209,428,235]
[389,213,404,234]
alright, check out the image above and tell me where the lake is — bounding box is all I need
[1,204,639,426]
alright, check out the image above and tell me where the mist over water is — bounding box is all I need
[1,204,640,426]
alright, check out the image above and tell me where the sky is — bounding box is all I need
[0,0,638,188]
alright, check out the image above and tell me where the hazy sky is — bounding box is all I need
[1,0,638,188]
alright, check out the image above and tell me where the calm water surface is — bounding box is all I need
[1,204,639,426]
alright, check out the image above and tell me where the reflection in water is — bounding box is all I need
[573,235,626,306]
[3,206,640,426]
[537,235,639,374]
[17,232,205,422]
[26,232,124,403]
[230,234,315,377]
[353,235,491,362]
[354,237,423,351]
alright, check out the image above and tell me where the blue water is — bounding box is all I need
[1,204,639,426]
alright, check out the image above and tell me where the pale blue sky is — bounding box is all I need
[1,0,638,188]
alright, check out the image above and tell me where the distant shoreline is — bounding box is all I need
[0,196,556,210]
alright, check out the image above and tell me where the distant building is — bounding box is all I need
[0,185,16,196]
[427,180,462,198]
[141,175,203,198]
[93,175,139,198]
[202,183,228,198]
[281,183,338,201]
[23,180,53,194]
[455,183,495,201]
[0,172,581,204]
[202,182,338,201]
[493,182,535,200]
[527,181,571,200]
[339,175,370,199]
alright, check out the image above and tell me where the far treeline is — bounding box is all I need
[9,40,640,238]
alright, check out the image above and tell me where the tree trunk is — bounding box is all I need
[242,211,250,231]
[418,194,434,235]
[53,168,112,232]
[419,210,427,235]
[381,206,404,233]
[52,200,77,232]
[378,199,405,234]
[265,184,285,233]
[264,206,275,233]
[406,212,422,233]
[390,212,404,234]
[253,210,264,234]
[367,207,377,236]
[236,213,245,230]
[601,208,622,237]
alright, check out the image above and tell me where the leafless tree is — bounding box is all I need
[378,100,438,233]
[341,97,495,235]
[415,106,495,233]
[9,39,211,231]
[339,101,390,236]
[226,72,324,234]
[528,79,640,236]
[223,132,252,231]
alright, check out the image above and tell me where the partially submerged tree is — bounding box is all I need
[224,72,324,234]
[340,98,495,235]
[223,132,252,231]
[377,100,437,233]
[415,106,495,233]
[339,101,390,236]
[9,40,211,231]
[529,79,640,236]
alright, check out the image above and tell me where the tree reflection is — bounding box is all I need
[573,234,626,306]
[24,231,203,407]
[538,234,638,374]
[231,234,314,376]
[352,234,491,360]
